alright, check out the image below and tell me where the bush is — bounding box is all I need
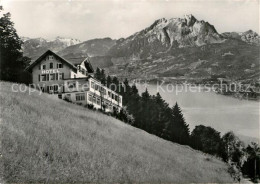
[227,162,242,182]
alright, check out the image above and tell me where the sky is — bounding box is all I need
[1,0,259,41]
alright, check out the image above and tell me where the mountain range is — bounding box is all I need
[22,14,260,82]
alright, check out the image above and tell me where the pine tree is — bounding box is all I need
[112,77,119,92]
[139,89,151,131]
[0,6,31,83]
[151,93,170,137]
[106,75,112,89]
[122,78,131,105]
[126,84,141,128]
[100,69,106,85]
[94,68,101,81]
[165,103,190,145]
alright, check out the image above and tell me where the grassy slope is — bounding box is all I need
[0,82,233,183]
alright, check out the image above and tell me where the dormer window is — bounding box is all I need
[50,63,53,69]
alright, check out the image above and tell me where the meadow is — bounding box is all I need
[0,81,234,183]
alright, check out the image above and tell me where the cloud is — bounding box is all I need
[1,0,259,41]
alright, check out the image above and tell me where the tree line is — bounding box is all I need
[95,67,260,182]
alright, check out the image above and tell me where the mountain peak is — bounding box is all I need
[183,14,197,26]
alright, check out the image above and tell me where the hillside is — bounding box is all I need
[108,39,260,81]
[0,81,234,183]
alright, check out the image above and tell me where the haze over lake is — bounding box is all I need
[136,84,259,142]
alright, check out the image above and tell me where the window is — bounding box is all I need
[74,75,76,78]
[58,73,64,80]
[49,55,54,60]
[42,65,46,70]
[53,85,59,92]
[115,95,118,102]
[38,75,41,82]
[57,63,63,68]
[97,98,101,105]
[47,86,53,93]
[93,96,96,104]
[88,94,93,102]
[50,74,55,81]
[91,82,94,89]
[41,74,47,81]
[108,91,111,97]
[80,68,85,75]
[95,85,99,91]
[50,63,53,69]
[39,65,41,70]
[76,93,85,101]
[112,93,114,100]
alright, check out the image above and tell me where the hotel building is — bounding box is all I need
[26,50,122,112]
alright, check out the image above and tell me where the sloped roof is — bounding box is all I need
[26,50,78,72]
[63,57,94,73]
[63,57,86,65]
[83,58,94,73]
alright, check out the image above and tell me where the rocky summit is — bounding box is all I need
[108,14,224,58]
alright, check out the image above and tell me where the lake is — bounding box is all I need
[136,83,259,143]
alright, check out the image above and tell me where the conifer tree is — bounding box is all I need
[165,103,190,145]
[106,75,112,89]
[126,84,141,128]
[94,68,101,80]
[0,6,31,83]
[151,93,170,136]
[112,77,119,92]
[100,69,106,85]
[140,89,151,132]
[122,78,131,105]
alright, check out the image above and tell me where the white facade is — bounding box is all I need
[62,77,122,112]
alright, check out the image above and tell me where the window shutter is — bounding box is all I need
[56,73,58,80]
[47,74,49,81]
